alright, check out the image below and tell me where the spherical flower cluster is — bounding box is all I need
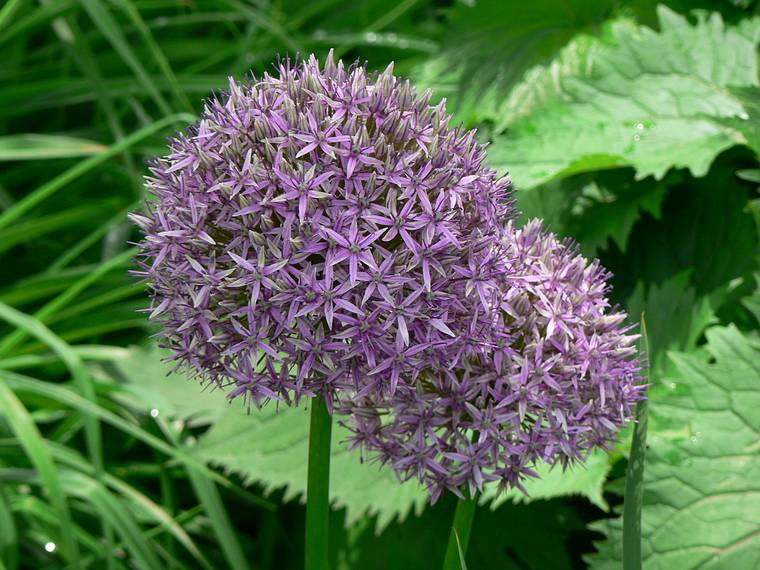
[339,220,644,501]
[132,52,643,501]
[130,52,513,409]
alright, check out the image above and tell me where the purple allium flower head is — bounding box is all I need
[339,220,645,501]
[130,52,513,410]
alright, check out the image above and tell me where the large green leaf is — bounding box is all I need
[568,177,667,256]
[482,449,611,511]
[487,6,760,189]
[413,0,616,128]
[109,347,615,529]
[190,402,428,531]
[588,325,760,569]
[109,347,428,530]
[604,164,759,298]
[515,171,668,257]
[110,344,230,427]
[627,272,716,373]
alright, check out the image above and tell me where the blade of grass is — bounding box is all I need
[74,505,206,569]
[0,113,194,231]
[0,344,129,371]
[185,467,250,570]
[622,315,650,570]
[7,493,103,556]
[0,302,115,565]
[0,0,24,32]
[453,529,468,570]
[0,77,223,115]
[0,266,104,307]
[219,0,300,53]
[0,201,121,255]
[332,0,419,59]
[0,303,102,469]
[0,134,106,160]
[0,383,80,566]
[18,318,147,354]
[0,487,18,569]
[44,284,144,325]
[1,439,213,570]
[0,369,275,510]
[0,0,75,45]
[54,7,140,182]
[156,416,250,570]
[46,203,137,273]
[79,0,172,115]
[63,470,163,570]
[0,247,137,356]
[112,0,193,112]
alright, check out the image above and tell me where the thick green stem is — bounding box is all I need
[305,395,333,570]
[442,491,478,570]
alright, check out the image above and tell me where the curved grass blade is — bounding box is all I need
[0,302,102,468]
[0,201,121,255]
[63,470,163,570]
[0,487,18,569]
[219,0,300,53]
[442,491,477,570]
[0,384,80,566]
[0,345,129,371]
[0,369,275,511]
[0,301,117,566]
[46,202,138,273]
[0,113,195,231]
[622,315,650,570]
[79,0,172,115]
[0,247,137,356]
[156,416,249,570]
[453,529,468,570]
[111,0,193,112]
[0,134,106,161]
[0,0,75,45]
[1,439,214,570]
[2,489,104,557]
[0,0,24,32]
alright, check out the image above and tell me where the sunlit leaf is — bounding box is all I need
[487,7,760,188]
[589,326,760,569]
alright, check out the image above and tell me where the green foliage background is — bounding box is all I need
[0,0,758,568]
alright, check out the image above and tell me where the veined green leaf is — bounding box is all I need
[589,326,760,569]
[413,0,615,128]
[486,7,760,188]
[112,346,623,530]
[481,450,611,511]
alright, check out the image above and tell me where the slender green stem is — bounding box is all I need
[622,315,651,570]
[442,490,478,570]
[305,395,333,570]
